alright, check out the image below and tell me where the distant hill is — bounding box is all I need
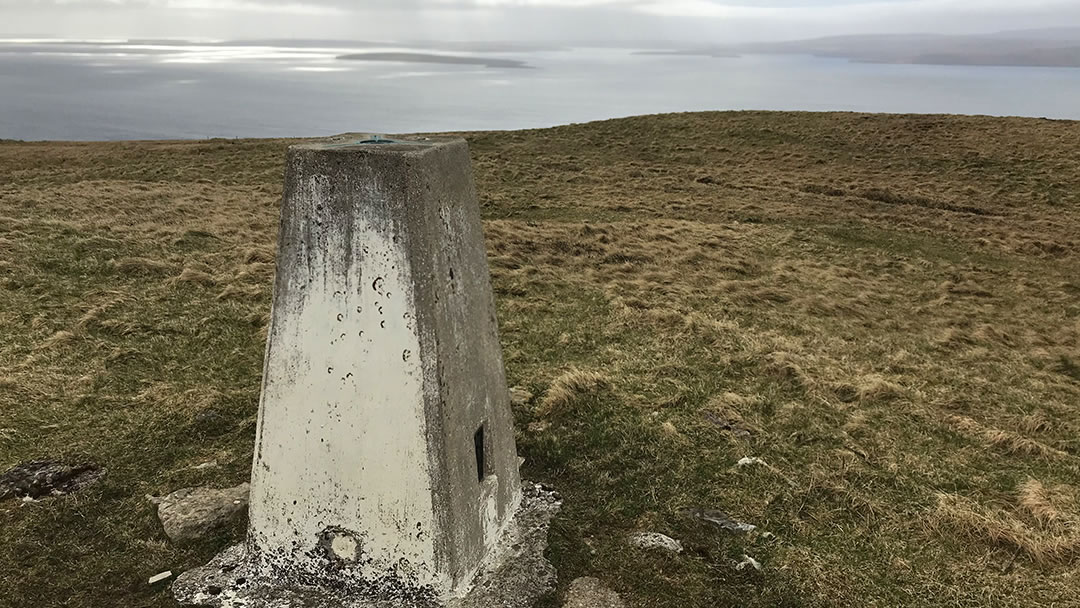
[737,28,1080,68]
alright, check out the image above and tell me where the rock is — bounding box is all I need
[509,386,534,408]
[680,507,756,533]
[0,459,105,501]
[563,577,624,608]
[736,554,762,571]
[628,532,683,554]
[149,483,250,543]
[149,571,173,585]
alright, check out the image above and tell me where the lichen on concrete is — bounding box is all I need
[173,484,561,608]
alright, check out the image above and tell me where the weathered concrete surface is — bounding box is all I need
[181,135,524,605]
[563,578,624,608]
[149,483,250,543]
[173,484,560,608]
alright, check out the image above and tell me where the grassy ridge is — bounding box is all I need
[1,112,1078,607]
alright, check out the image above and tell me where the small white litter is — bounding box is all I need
[736,555,762,571]
[736,456,767,468]
[148,571,173,585]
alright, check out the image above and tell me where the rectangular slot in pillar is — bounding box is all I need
[474,424,486,482]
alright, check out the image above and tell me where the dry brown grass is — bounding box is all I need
[948,416,1067,460]
[536,368,610,418]
[932,482,1080,566]
[1,112,1079,608]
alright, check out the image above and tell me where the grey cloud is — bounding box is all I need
[2,0,1079,43]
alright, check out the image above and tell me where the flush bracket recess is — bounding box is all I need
[321,134,433,148]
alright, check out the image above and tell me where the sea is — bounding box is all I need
[1,39,1078,141]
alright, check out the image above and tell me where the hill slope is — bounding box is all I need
[0,112,1079,607]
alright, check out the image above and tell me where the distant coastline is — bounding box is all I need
[337,52,533,69]
[633,49,739,58]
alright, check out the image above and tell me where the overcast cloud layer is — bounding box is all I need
[3,0,1080,43]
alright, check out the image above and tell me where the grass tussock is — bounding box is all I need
[1018,480,1078,529]
[172,268,216,287]
[932,482,1080,566]
[112,257,175,276]
[536,368,610,418]
[39,330,77,349]
[949,416,1067,459]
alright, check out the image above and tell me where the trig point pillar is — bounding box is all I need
[173,136,559,608]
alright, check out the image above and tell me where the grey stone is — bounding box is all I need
[680,507,756,534]
[735,554,762,571]
[150,483,249,543]
[172,484,561,608]
[627,532,683,554]
[0,459,104,501]
[563,578,624,608]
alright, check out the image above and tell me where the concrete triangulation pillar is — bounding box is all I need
[248,136,523,599]
[173,136,560,608]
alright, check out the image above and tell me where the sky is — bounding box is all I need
[2,0,1080,44]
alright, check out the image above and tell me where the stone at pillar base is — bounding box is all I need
[173,485,561,608]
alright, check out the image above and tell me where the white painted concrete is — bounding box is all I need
[248,170,441,589]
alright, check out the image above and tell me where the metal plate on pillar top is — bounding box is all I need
[310,133,439,150]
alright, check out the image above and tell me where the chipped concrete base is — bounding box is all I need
[174,484,561,608]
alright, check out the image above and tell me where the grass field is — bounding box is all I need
[1,111,1079,608]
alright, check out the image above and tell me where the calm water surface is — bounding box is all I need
[1,40,1078,140]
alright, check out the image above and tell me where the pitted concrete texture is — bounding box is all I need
[173,484,561,608]
[182,135,524,605]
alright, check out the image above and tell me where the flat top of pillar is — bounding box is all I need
[291,134,465,154]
